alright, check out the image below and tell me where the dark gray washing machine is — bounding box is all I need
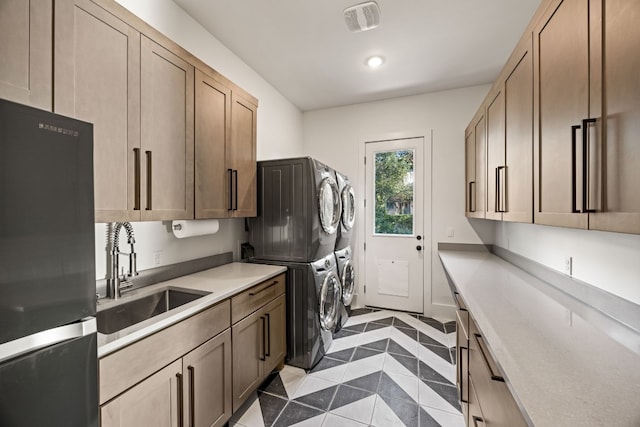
[335,245,356,330]
[249,157,342,262]
[251,253,342,370]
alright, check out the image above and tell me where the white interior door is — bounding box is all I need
[364,138,424,313]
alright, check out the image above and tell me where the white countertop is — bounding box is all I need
[439,249,640,427]
[97,262,286,357]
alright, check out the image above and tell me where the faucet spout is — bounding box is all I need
[106,222,138,299]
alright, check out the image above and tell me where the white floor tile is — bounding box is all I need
[421,405,466,427]
[232,396,265,427]
[322,413,369,427]
[280,365,308,397]
[395,312,449,347]
[382,351,416,377]
[290,412,327,427]
[343,310,395,327]
[292,376,339,399]
[389,327,420,356]
[309,362,349,383]
[418,379,460,414]
[417,345,456,384]
[385,370,420,403]
[358,326,393,345]
[370,395,405,427]
[330,394,377,425]
[341,354,386,382]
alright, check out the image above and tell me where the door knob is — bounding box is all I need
[416,245,422,251]
[416,235,422,241]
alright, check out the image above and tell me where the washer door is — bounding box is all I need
[341,184,356,230]
[319,271,341,331]
[318,177,342,234]
[341,260,356,306]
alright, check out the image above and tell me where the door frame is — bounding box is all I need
[356,130,433,316]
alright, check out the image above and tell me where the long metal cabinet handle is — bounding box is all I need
[497,166,507,213]
[468,181,476,212]
[133,148,141,210]
[494,167,500,213]
[472,416,485,427]
[571,125,581,213]
[260,316,266,361]
[146,150,152,210]
[0,318,96,364]
[188,365,195,427]
[227,169,233,211]
[233,169,238,211]
[459,346,468,403]
[176,372,184,427]
[582,118,597,213]
[473,333,504,382]
[265,313,271,357]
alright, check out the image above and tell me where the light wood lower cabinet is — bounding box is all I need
[232,275,286,411]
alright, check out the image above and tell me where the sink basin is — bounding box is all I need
[97,289,210,335]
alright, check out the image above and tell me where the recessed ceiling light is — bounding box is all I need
[366,55,384,69]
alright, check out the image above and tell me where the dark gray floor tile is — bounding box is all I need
[344,323,367,333]
[364,322,387,332]
[378,393,420,427]
[418,332,445,348]
[392,318,413,329]
[371,316,394,326]
[362,339,389,352]
[417,316,446,333]
[258,392,289,426]
[352,346,383,362]
[377,372,416,403]
[450,348,456,365]
[419,406,441,427]
[343,371,382,393]
[388,352,419,376]
[397,326,418,340]
[330,384,375,410]
[422,380,461,412]
[418,360,453,385]
[350,308,374,316]
[273,401,325,426]
[293,384,338,411]
[327,347,355,362]
[422,343,454,364]
[334,328,359,339]
[444,321,457,334]
[311,356,348,373]
[387,340,414,358]
[258,372,288,399]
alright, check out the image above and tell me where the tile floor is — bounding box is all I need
[228,308,463,427]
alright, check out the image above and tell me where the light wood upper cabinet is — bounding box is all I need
[486,89,505,221]
[503,37,533,224]
[101,359,182,427]
[588,0,640,234]
[465,129,476,216]
[54,0,141,223]
[0,0,52,110]
[140,36,194,221]
[229,93,258,217]
[533,0,590,229]
[466,111,486,219]
[195,70,232,218]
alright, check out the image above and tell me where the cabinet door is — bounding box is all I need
[533,0,589,229]
[503,39,533,224]
[229,93,257,217]
[264,294,286,375]
[54,0,141,222]
[0,0,52,110]
[140,35,194,221]
[232,309,265,412]
[465,129,476,216]
[467,113,487,218]
[486,89,505,221]
[195,69,232,219]
[101,359,182,427]
[183,329,232,427]
[588,0,640,234]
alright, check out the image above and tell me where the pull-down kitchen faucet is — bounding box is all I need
[106,222,138,299]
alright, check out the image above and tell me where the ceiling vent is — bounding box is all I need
[344,1,380,33]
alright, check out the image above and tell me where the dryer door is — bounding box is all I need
[341,184,356,230]
[318,271,341,331]
[318,177,342,234]
[341,260,356,306]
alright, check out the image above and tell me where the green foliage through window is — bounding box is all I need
[374,149,414,235]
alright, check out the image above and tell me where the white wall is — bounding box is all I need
[95,0,304,280]
[302,84,495,320]
[495,222,640,306]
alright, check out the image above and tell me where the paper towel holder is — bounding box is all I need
[172,223,183,231]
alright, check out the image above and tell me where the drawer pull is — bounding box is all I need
[176,372,184,427]
[472,416,485,427]
[459,346,468,403]
[188,365,195,427]
[265,313,271,357]
[260,316,266,361]
[473,333,504,382]
[248,280,278,296]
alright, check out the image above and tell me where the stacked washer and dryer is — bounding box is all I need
[248,157,356,370]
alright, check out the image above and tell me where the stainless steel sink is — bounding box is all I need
[97,289,210,335]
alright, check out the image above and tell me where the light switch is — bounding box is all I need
[447,227,455,238]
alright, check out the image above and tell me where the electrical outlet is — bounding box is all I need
[153,250,162,266]
[564,256,572,276]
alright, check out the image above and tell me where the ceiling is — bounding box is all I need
[173,0,542,112]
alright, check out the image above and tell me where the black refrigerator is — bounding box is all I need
[0,99,98,426]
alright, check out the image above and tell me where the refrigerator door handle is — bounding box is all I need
[0,317,96,364]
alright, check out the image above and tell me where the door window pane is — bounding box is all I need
[374,149,414,235]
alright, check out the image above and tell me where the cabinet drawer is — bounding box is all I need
[99,300,230,404]
[231,273,285,324]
